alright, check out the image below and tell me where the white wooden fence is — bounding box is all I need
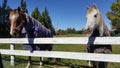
[0,37,120,66]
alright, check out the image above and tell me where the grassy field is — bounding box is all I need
[0,34,120,68]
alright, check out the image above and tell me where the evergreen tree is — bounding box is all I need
[31,7,55,34]
[1,0,9,23]
[42,8,55,34]
[106,0,120,36]
[66,28,76,34]
[20,0,28,13]
[0,0,10,37]
[31,7,41,22]
[2,0,7,10]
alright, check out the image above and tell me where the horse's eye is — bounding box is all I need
[94,14,97,17]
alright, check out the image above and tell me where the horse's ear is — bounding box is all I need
[86,6,90,10]
[17,7,21,11]
[93,3,97,9]
[7,6,12,12]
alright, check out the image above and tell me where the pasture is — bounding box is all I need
[0,34,120,68]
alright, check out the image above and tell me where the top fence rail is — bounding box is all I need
[0,37,120,45]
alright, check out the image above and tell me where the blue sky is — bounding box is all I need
[0,0,115,30]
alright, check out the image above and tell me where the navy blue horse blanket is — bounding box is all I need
[85,28,112,53]
[21,16,53,52]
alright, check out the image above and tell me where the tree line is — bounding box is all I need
[57,28,84,35]
[0,0,120,37]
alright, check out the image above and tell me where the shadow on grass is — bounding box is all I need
[2,56,28,65]
[42,59,92,68]
[2,56,92,68]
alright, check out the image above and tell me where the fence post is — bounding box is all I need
[10,44,15,66]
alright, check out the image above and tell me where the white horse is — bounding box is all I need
[84,4,112,68]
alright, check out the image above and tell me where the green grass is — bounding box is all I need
[0,34,120,68]
[56,34,85,37]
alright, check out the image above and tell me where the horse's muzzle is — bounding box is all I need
[10,29,21,37]
[84,28,92,34]
[10,33,20,38]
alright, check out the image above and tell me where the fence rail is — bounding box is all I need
[0,37,120,45]
[0,37,120,66]
[0,49,120,63]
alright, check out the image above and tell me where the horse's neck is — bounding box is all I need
[25,16,34,30]
[22,16,31,34]
[98,19,110,37]
[90,28,100,37]
[98,20,104,36]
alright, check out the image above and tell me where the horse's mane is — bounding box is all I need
[91,8,110,37]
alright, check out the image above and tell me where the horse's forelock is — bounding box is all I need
[87,7,94,14]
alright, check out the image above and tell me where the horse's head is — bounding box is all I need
[8,7,27,37]
[85,4,102,33]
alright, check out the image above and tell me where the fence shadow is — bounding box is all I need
[2,55,92,68]
[2,55,28,64]
[42,60,92,68]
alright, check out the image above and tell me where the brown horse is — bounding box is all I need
[84,4,112,68]
[8,7,53,68]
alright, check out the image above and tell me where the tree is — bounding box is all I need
[106,0,120,36]
[0,0,10,37]
[31,7,55,34]
[42,8,55,34]
[20,0,28,13]
[31,7,41,22]
[2,0,7,10]
[66,28,76,34]
[0,0,9,23]
[57,29,67,35]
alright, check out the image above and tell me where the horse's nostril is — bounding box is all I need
[84,28,89,31]
[87,28,90,31]
[84,28,91,34]
[14,28,19,32]
[13,33,17,36]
